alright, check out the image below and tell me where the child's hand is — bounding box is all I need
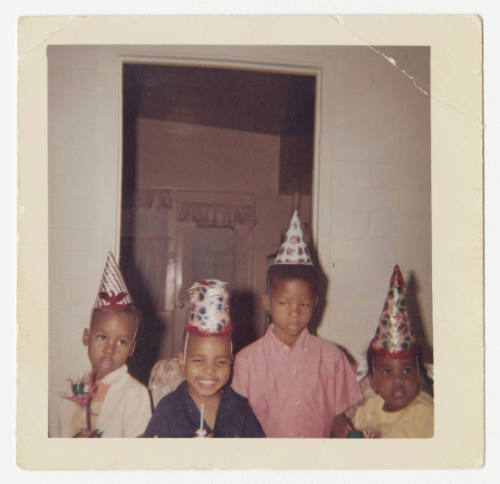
[362,428,381,439]
[73,429,93,438]
[331,413,354,438]
[73,429,102,438]
[194,428,213,438]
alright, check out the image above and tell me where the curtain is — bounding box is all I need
[179,202,256,227]
[121,189,172,311]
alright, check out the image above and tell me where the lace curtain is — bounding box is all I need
[121,190,172,311]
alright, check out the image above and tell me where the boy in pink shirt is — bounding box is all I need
[232,211,362,437]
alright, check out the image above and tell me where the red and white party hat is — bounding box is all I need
[185,279,232,336]
[370,265,417,357]
[93,252,134,311]
[273,210,313,265]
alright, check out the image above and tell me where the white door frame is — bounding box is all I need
[116,53,323,258]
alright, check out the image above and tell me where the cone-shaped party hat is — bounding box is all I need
[185,279,232,335]
[369,265,418,357]
[93,252,134,311]
[273,210,313,265]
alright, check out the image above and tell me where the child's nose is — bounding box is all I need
[203,364,216,375]
[104,341,116,354]
[392,372,404,383]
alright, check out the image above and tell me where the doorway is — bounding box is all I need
[120,61,316,384]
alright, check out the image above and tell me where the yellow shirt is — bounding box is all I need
[353,391,434,438]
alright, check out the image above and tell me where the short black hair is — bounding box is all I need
[267,264,318,294]
[90,305,141,336]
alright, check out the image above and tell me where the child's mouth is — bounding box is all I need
[197,379,218,389]
[99,357,113,369]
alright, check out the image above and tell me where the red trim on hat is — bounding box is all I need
[98,292,131,311]
[185,323,232,336]
[99,302,133,312]
[369,341,419,358]
[198,280,218,287]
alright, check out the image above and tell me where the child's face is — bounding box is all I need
[264,277,317,346]
[83,311,136,380]
[180,334,232,404]
[369,355,421,412]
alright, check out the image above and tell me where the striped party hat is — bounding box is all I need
[93,252,134,311]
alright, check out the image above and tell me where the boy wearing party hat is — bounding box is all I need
[352,265,434,438]
[56,252,152,438]
[232,210,362,438]
[143,280,265,438]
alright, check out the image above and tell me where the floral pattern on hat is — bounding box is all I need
[273,210,313,266]
[185,279,232,335]
[370,265,417,357]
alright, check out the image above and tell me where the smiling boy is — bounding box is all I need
[143,280,265,438]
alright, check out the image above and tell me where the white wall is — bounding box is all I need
[48,45,431,435]
[48,46,123,435]
[318,47,432,363]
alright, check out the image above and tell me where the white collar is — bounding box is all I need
[99,364,128,386]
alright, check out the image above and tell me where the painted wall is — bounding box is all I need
[48,45,430,435]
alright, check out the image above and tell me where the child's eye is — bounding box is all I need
[382,369,391,375]
[403,368,413,375]
[118,339,129,346]
[97,335,107,341]
[301,303,310,307]
[217,359,229,365]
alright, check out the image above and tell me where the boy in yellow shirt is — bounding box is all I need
[352,265,433,438]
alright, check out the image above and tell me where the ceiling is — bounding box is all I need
[123,63,316,137]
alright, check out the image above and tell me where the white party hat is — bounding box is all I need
[93,252,134,311]
[273,210,313,265]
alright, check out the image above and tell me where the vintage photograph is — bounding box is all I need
[16,15,483,470]
[47,44,432,440]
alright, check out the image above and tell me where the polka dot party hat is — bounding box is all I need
[370,265,418,357]
[273,210,313,266]
[185,279,232,335]
[93,251,134,311]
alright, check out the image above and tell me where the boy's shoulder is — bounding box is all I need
[222,386,258,417]
[306,332,349,361]
[307,332,340,349]
[236,330,344,354]
[155,380,186,411]
[412,390,434,410]
[112,370,150,401]
[225,385,251,405]
[234,332,274,361]
[126,372,150,391]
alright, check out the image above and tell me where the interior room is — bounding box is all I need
[48,45,431,436]
[120,64,316,382]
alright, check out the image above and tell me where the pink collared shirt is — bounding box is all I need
[232,326,362,438]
